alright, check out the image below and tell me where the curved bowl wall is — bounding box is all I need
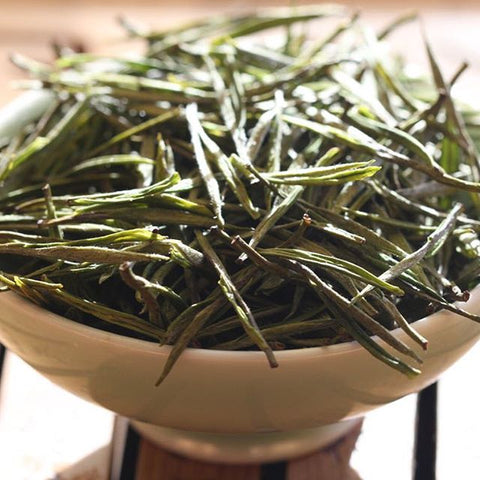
[0,290,479,434]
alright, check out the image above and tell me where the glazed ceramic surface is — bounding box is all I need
[0,289,479,434]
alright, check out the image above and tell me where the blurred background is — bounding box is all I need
[0,0,479,105]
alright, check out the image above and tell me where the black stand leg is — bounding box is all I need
[261,461,287,480]
[0,343,5,379]
[119,424,140,480]
[414,382,437,480]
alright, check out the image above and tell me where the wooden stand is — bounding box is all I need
[133,420,363,480]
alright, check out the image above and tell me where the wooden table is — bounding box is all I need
[1,0,480,106]
[0,2,479,479]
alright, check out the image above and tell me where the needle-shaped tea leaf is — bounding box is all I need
[186,103,225,226]
[195,230,277,368]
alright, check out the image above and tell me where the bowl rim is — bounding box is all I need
[3,287,478,361]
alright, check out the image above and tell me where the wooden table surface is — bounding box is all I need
[1,0,480,106]
[0,2,479,479]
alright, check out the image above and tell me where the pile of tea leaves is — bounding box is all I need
[1,6,480,384]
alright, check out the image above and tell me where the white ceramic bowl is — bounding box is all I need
[1,93,480,463]
[0,289,479,463]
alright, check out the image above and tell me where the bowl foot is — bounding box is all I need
[131,418,362,464]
